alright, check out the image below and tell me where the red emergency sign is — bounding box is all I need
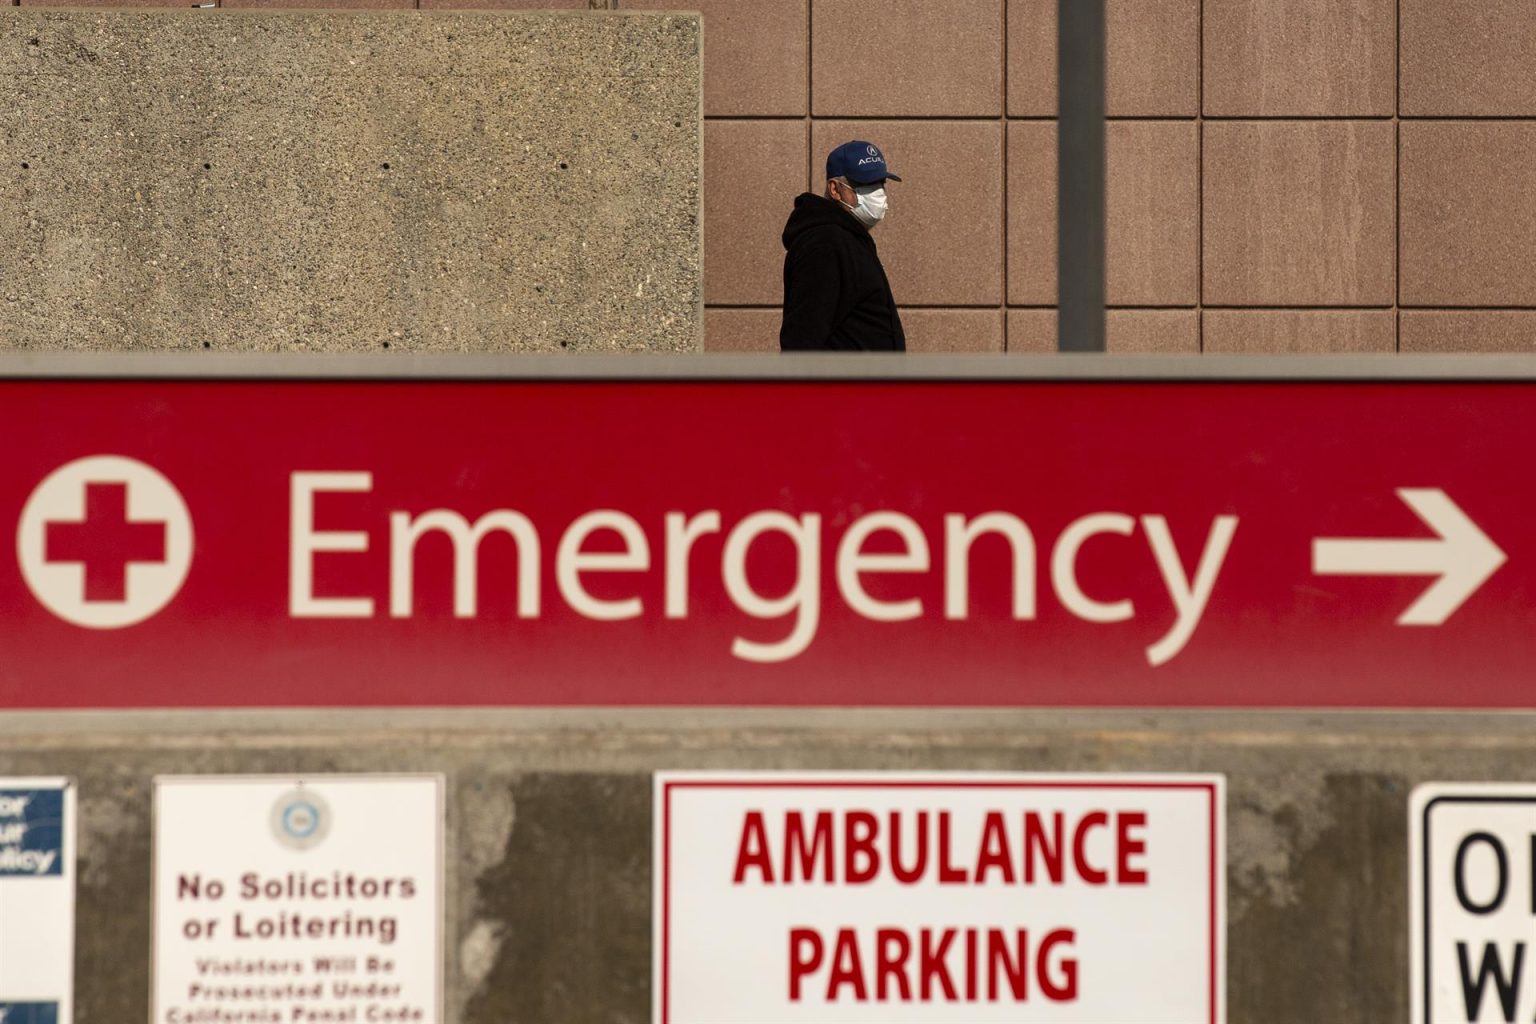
[0,361,1528,708]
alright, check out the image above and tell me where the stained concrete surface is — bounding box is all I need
[0,10,701,352]
[2,708,1530,1023]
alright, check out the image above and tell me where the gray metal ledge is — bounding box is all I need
[4,351,1536,382]
[5,707,1536,742]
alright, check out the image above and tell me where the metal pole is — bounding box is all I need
[1057,0,1107,352]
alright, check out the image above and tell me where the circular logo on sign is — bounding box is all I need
[16,455,193,629]
[271,788,331,851]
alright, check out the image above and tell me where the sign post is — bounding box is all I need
[0,778,75,1024]
[151,775,444,1024]
[656,772,1225,1023]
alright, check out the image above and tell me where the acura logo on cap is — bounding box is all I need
[867,145,879,157]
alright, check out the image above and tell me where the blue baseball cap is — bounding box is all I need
[826,141,902,185]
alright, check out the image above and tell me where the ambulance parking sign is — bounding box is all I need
[655,772,1225,1024]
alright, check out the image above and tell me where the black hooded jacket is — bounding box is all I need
[780,193,905,351]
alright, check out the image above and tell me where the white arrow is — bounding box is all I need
[1312,488,1507,626]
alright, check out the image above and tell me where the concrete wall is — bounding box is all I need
[3,708,1532,1023]
[0,9,700,351]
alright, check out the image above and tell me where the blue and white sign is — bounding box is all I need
[0,1005,61,1024]
[0,778,75,1024]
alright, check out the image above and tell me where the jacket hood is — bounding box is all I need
[783,192,873,251]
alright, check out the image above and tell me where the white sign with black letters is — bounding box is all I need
[152,775,443,1024]
[656,772,1225,1024]
[0,777,74,1024]
[1411,783,1536,1023]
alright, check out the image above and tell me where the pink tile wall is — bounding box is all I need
[701,0,1536,354]
[1203,0,1395,116]
[416,1,586,9]
[625,0,807,115]
[1401,1,1536,116]
[703,121,807,305]
[699,0,1212,353]
[1007,121,1198,306]
[1203,121,1395,307]
[701,0,1019,352]
[1008,0,1199,117]
[809,120,1003,307]
[813,0,1003,118]
[1401,123,1536,307]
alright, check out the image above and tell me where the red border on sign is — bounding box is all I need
[658,779,1221,1024]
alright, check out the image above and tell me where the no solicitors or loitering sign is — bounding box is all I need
[0,362,1531,708]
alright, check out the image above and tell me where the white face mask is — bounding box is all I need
[840,183,888,228]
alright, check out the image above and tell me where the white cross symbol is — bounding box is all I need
[16,456,193,629]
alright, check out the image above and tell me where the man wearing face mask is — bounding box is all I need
[779,141,906,351]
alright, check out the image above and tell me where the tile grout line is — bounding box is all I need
[769,114,1282,122]
[1387,306,1536,313]
[711,303,1441,311]
[1395,0,1401,352]
[1197,0,1205,352]
[1001,0,1010,351]
[806,0,813,212]
[784,0,811,353]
